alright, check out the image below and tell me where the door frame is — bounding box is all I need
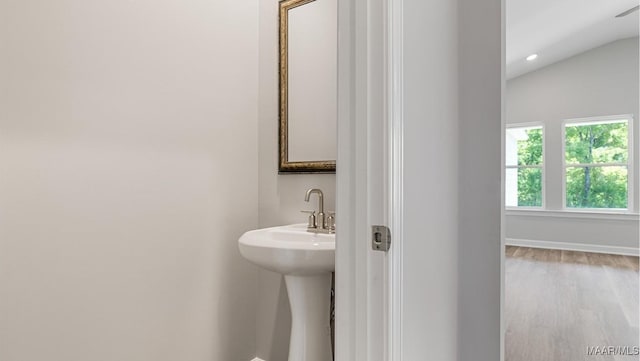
[334,0,402,359]
[335,0,506,360]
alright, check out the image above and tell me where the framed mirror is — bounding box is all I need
[279,0,337,173]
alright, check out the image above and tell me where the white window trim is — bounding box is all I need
[561,114,634,213]
[565,162,628,168]
[505,208,640,221]
[505,122,546,209]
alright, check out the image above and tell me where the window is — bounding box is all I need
[564,117,631,210]
[506,125,543,207]
[505,115,634,213]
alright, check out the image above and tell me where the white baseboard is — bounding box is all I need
[506,238,639,256]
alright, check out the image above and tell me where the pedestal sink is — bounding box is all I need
[238,224,335,361]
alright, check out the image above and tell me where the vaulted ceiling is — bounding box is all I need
[506,0,639,79]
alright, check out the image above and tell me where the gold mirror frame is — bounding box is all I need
[278,0,336,174]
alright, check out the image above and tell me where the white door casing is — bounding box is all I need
[336,0,461,359]
[336,0,504,360]
[335,0,390,360]
[337,0,461,359]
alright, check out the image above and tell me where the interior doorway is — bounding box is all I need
[503,1,640,359]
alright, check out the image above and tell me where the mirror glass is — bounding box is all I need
[279,0,337,173]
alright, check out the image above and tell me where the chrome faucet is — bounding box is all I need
[303,188,334,234]
[305,188,325,229]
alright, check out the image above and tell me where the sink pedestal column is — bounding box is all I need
[284,273,333,361]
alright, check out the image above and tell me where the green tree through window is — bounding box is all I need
[517,128,543,206]
[565,120,628,209]
[506,126,543,207]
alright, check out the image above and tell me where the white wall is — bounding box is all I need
[458,0,503,359]
[506,38,640,253]
[0,1,260,360]
[396,0,462,357]
[257,1,336,360]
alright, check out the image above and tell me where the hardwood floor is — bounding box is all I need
[505,246,639,361]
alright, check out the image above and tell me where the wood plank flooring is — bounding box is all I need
[505,246,639,361]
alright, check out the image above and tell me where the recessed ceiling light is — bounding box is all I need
[526,54,538,61]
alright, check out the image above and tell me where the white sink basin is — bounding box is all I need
[238,223,335,276]
[238,224,335,361]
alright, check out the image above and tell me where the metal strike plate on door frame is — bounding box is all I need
[371,225,391,252]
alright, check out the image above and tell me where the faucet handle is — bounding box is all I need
[326,211,336,232]
[301,210,317,228]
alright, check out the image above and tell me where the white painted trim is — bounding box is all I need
[506,238,639,256]
[505,164,543,169]
[500,0,506,358]
[367,0,390,360]
[565,162,628,167]
[542,119,547,212]
[627,114,634,212]
[563,114,634,125]
[387,0,403,360]
[335,0,388,359]
[505,208,640,221]
[505,121,544,129]
[334,0,360,359]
